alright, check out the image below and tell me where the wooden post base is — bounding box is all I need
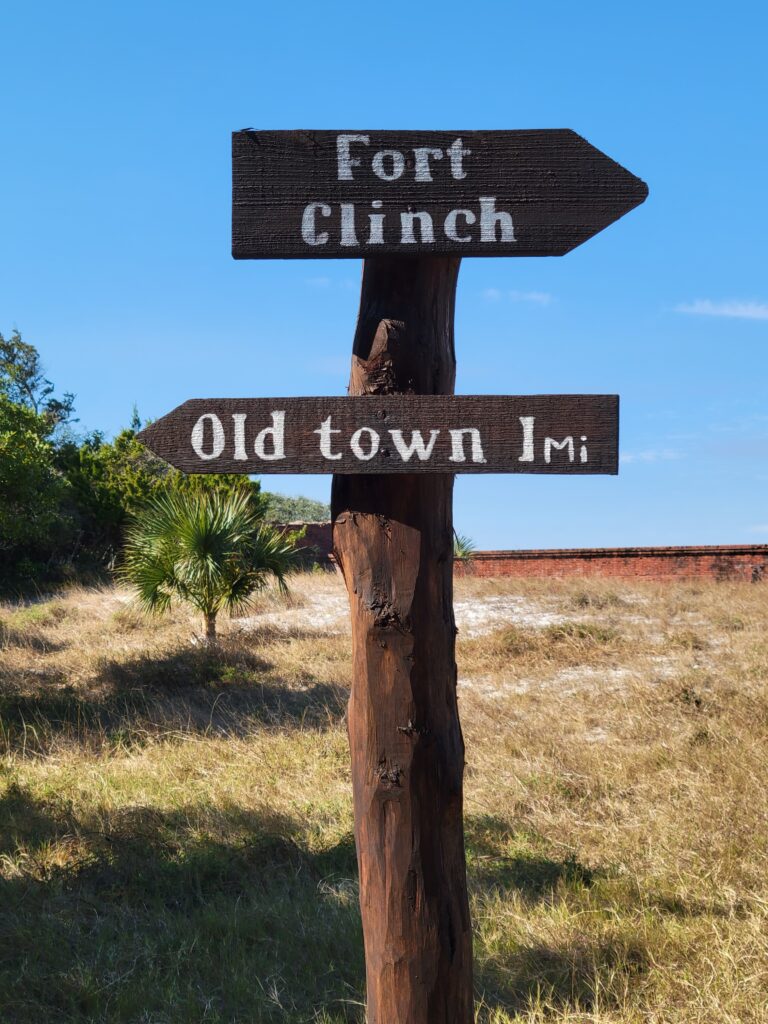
[332,256,473,1023]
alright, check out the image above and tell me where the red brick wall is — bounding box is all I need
[274,522,335,562]
[455,545,768,582]
[277,524,768,582]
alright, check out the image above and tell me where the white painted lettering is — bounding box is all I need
[300,197,512,248]
[518,416,535,462]
[255,411,286,461]
[448,428,487,463]
[340,203,358,246]
[372,149,405,181]
[301,203,331,245]
[544,436,575,463]
[444,208,476,243]
[313,416,343,460]
[580,436,588,463]
[232,413,247,461]
[337,134,369,180]
[413,147,443,181]
[191,414,225,461]
[350,426,380,461]
[479,197,515,243]
[368,200,385,244]
[400,210,434,244]
[388,428,440,461]
[447,137,471,179]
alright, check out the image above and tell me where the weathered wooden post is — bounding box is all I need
[331,255,472,1021]
[139,128,646,1023]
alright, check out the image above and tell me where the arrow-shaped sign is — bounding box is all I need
[138,395,619,475]
[233,130,647,259]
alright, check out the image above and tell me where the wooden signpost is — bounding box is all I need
[142,129,646,1024]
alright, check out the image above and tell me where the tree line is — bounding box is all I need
[0,331,329,589]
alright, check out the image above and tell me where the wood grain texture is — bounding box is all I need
[331,257,473,1023]
[232,129,647,259]
[137,394,619,475]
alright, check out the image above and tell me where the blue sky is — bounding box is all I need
[2,1,766,549]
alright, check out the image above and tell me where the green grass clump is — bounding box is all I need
[482,620,623,666]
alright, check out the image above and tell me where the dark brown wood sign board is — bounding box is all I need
[232,130,647,259]
[137,395,618,475]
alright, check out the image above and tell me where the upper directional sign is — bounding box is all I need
[232,130,647,260]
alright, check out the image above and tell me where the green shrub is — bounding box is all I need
[0,395,73,583]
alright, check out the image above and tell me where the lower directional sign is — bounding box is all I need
[138,395,618,474]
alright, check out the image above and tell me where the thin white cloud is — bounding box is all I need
[675,299,768,320]
[509,290,553,305]
[306,276,332,288]
[482,288,553,305]
[748,524,768,535]
[619,449,684,465]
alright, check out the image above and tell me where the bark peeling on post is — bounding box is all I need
[332,256,473,1023]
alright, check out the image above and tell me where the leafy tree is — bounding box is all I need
[58,424,267,567]
[0,331,78,582]
[0,333,271,582]
[56,428,167,564]
[262,491,330,523]
[119,489,302,641]
[170,467,267,510]
[0,330,75,428]
[0,395,72,580]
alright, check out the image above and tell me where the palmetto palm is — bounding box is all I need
[453,531,476,561]
[119,489,301,641]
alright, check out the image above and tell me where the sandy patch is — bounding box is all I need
[234,588,566,638]
[454,595,564,637]
[459,665,639,699]
[234,593,349,635]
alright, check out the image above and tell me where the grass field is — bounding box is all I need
[1,571,766,1023]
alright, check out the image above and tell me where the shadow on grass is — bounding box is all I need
[465,813,741,919]
[466,814,649,1014]
[0,641,349,756]
[466,814,596,901]
[2,794,731,1023]
[0,792,659,1023]
[0,622,67,654]
[465,814,749,1015]
[0,784,364,1023]
[475,937,649,1018]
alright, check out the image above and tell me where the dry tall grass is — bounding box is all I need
[1,572,766,1022]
